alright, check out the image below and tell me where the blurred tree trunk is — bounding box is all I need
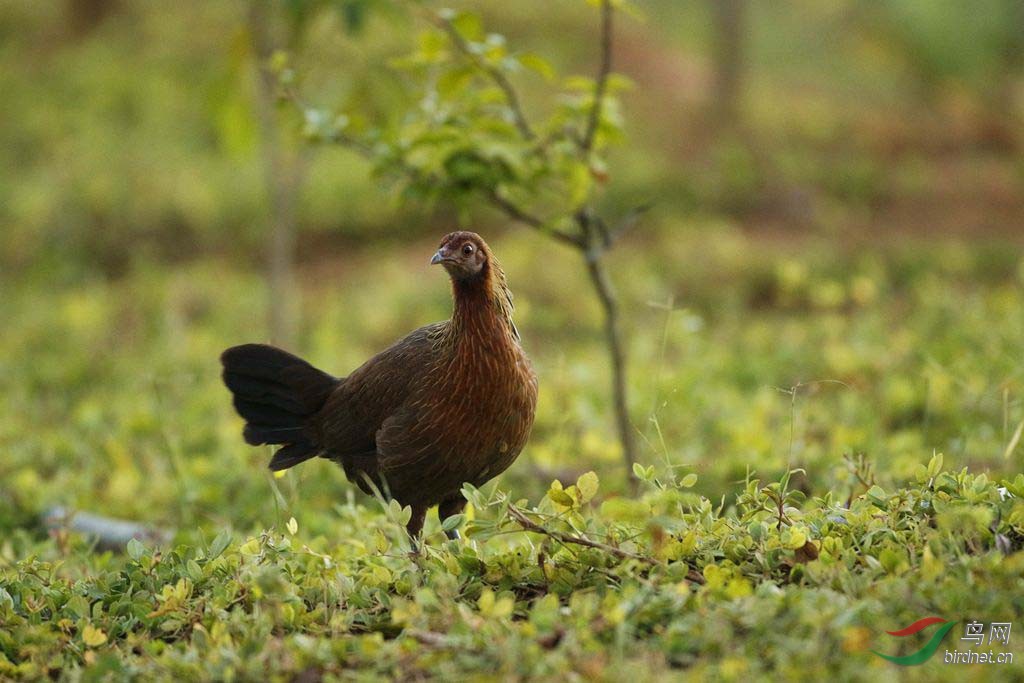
[710,0,745,132]
[66,0,118,36]
[707,0,813,222]
[995,0,1024,149]
[248,2,301,348]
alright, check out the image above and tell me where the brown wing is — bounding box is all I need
[312,322,447,467]
[372,403,449,501]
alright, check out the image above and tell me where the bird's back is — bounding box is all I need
[312,321,448,470]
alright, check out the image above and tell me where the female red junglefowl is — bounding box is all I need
[220,232,538,540]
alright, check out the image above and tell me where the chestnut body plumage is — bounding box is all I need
[220,232,538,538]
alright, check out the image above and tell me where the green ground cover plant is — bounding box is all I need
[2,232,1023,680]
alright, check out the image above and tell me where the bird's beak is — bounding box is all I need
[430,250,445,265]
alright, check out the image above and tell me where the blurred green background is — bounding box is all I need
[2,0,1023,537]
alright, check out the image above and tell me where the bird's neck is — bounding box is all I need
[449,264,518,345]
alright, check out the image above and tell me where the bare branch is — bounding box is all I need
[326,130,376,158]
[508,504,705,584]
[581,0,614,154]
[407,630,453,647]
[582,203,652,254]
[485,189,584,248]
[508,504,649,562]
[608,202,652,244]
[437,15,536,142]
[592,213,613,248]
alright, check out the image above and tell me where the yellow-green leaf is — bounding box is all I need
[82,624,107,647]
[576,471,599,503]
[548,487,575,507]
[478,588,495,614]
[518,53,554,81]
[239,538,261,555]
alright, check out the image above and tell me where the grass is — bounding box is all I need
[1,226,1023,680]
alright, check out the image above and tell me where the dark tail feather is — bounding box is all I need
[268,442,317,471]
[220,343,340,471]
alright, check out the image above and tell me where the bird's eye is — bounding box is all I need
[462,244,475,255]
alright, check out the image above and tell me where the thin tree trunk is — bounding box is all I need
[265,153,300,348]
[710,0,745,131]
[581,242,638,493]
[249,2,300,348]
[574,0,638,493]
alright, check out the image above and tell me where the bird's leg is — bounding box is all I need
[438,495,468,541]
[406,505,427,554]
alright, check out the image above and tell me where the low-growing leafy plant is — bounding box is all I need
[2,459,1022,679]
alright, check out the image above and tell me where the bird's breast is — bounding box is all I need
[432,338,536,475]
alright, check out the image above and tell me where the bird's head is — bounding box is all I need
[430,231,490,281]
